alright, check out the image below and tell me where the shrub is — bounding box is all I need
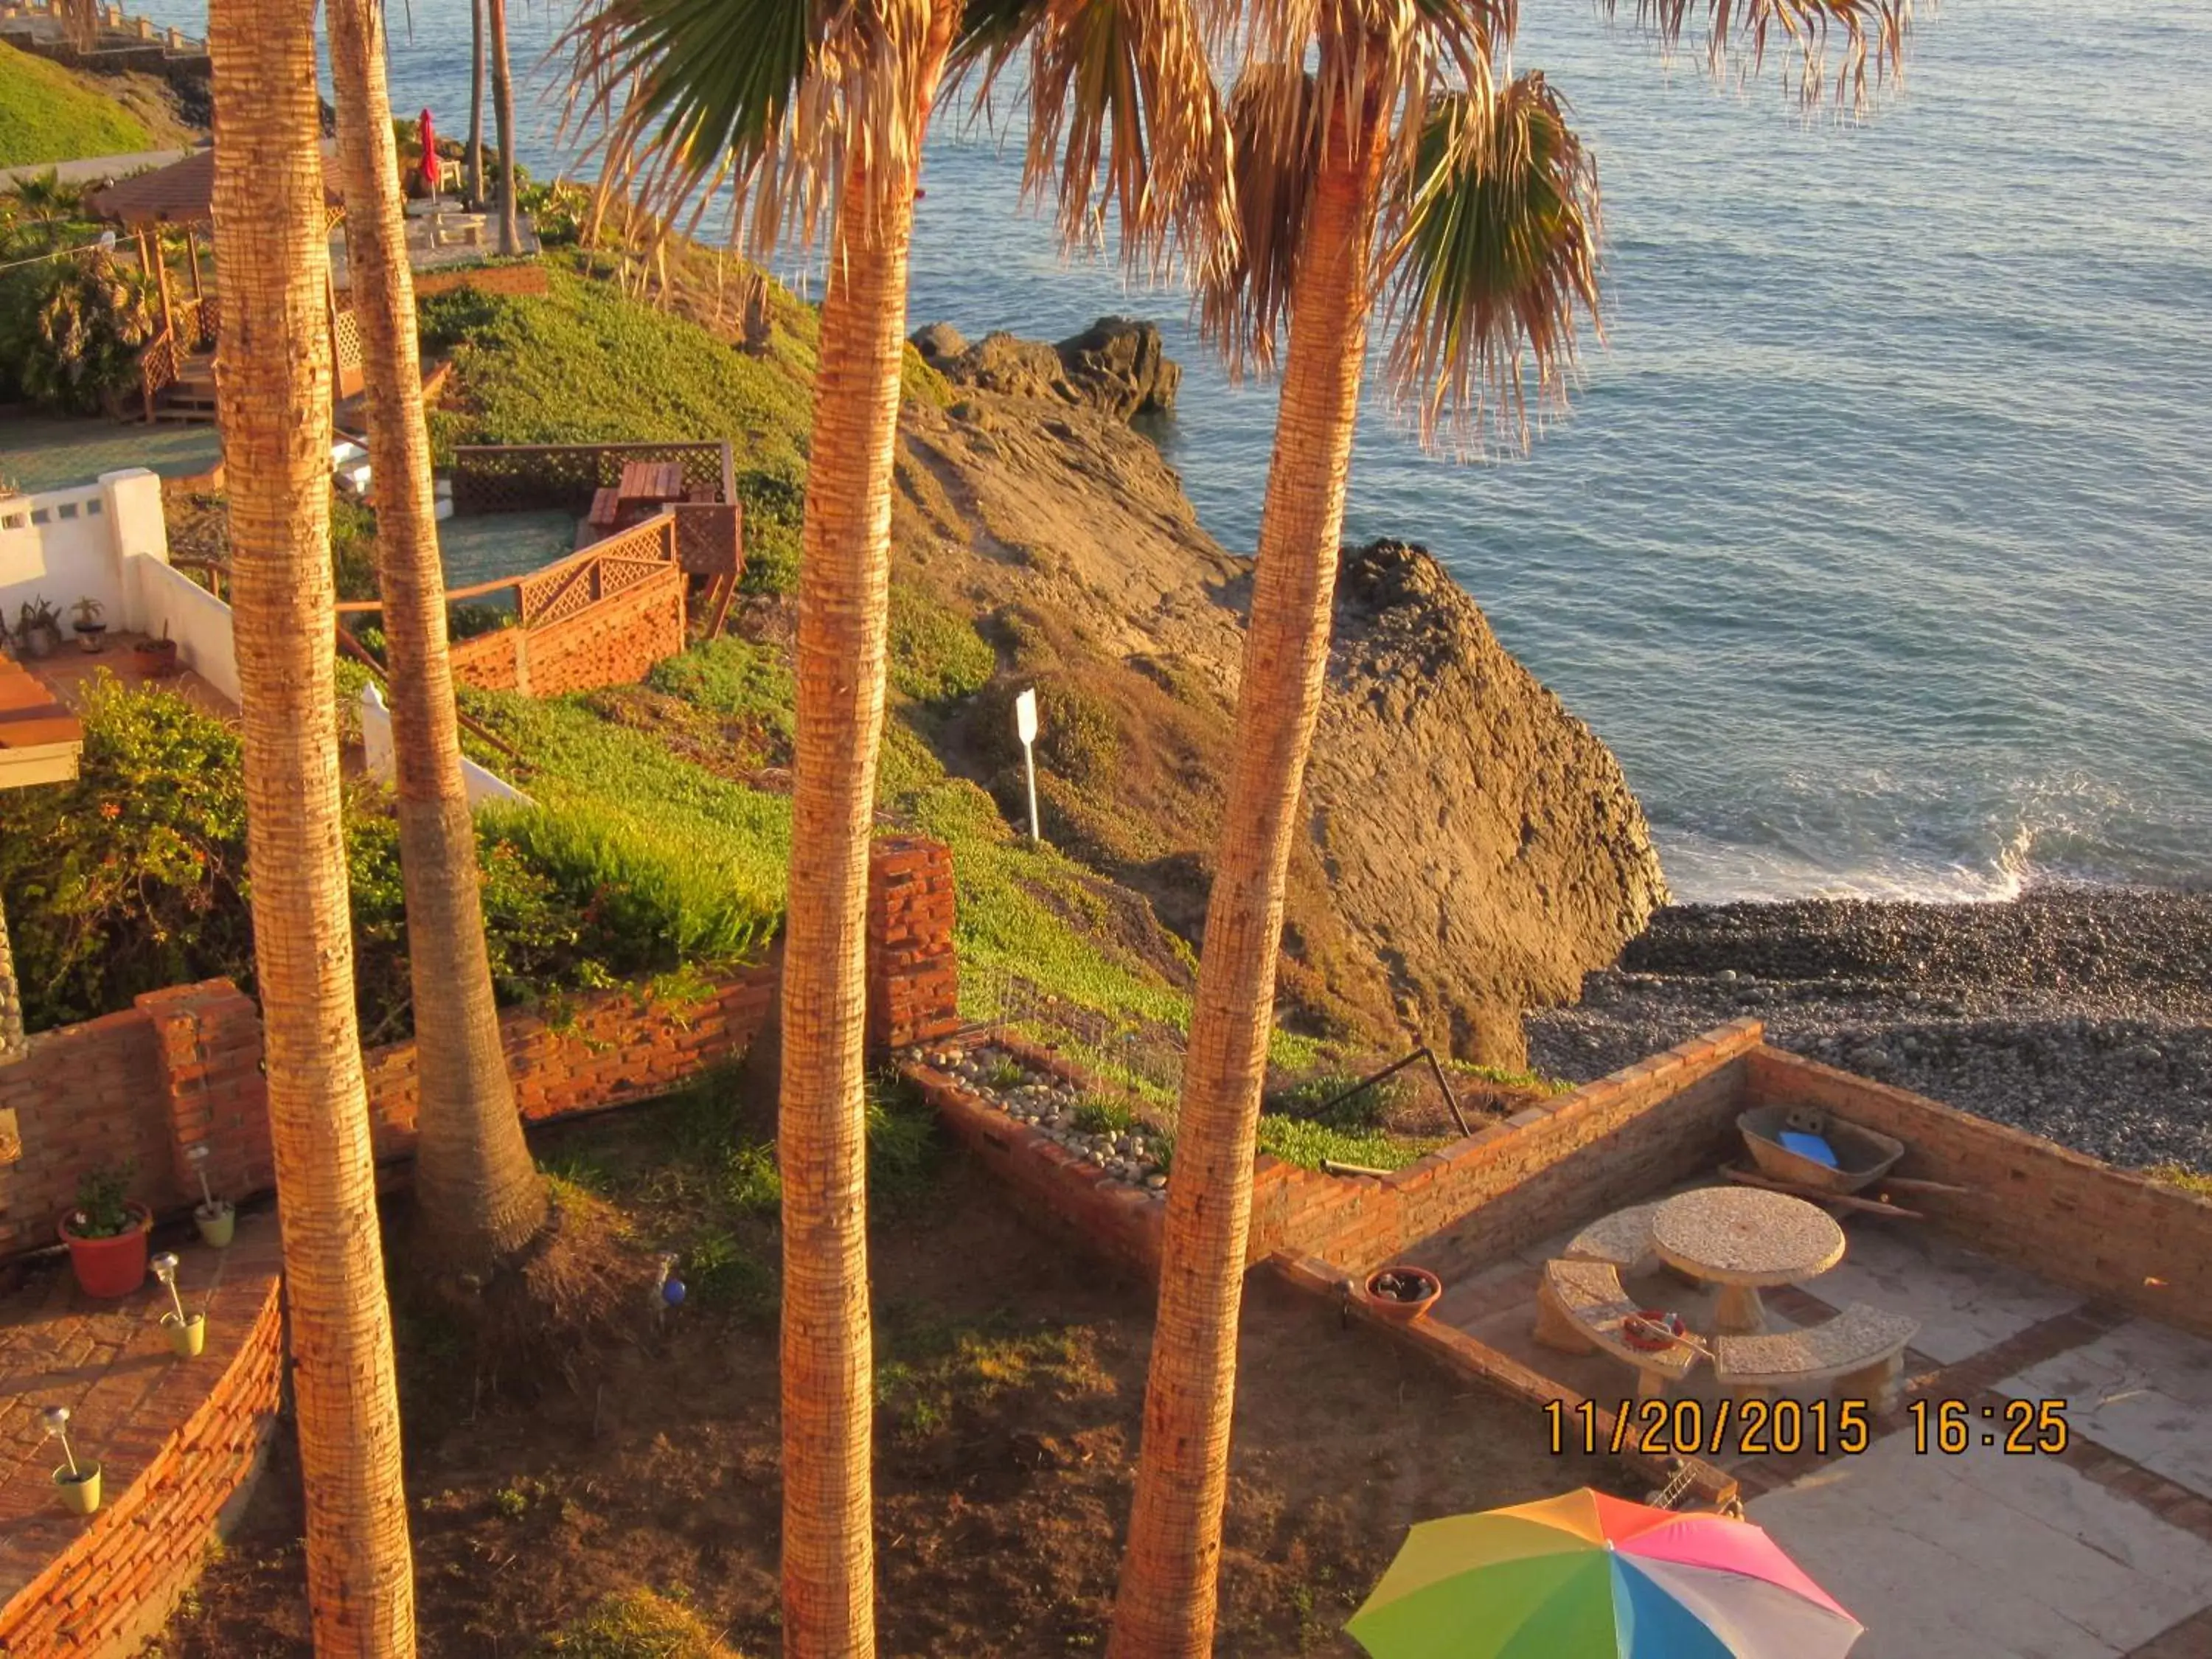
[0,251,157,414]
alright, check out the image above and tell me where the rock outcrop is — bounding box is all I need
[916,316,1180,422]
[892,317,1665,1063]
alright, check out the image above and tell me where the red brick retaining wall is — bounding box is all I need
[0,1222,285,1658]
[1747,1047,2212,1338]
[867,835,960,1054]
[0,1011,169,1256]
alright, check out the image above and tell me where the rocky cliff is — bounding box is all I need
[886,318,1666,1065]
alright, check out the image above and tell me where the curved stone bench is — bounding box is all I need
[1534,1259,1700,1402]
[1712,1301,1919,1414]
[1563,1201,1663,1276]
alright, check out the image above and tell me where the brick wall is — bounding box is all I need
[0,1224,285,1658]
[1747,1047,2212,1338]
[1251,1021,1764,1272]
[447,565,687,698]
[361,959,779,1158]
[866,835,959,1054]
[0,1009,169,1256]
[411,263,552,302]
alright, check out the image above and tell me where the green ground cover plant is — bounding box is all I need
[0,44,153,167]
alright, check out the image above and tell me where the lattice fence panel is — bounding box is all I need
[451,442,732,516]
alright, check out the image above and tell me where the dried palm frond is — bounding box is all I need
[1376,74,1601,455]
[560,0,944,262]
[1608,0,1913,109]
[946,0,1237,285]
[1196,62,1321,373]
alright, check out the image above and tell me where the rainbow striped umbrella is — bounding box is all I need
[1348,1489,1862,1658]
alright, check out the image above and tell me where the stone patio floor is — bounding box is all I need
[1419,1189,2212,1655]
[35,630,234,720]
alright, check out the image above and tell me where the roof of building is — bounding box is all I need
[88,145,343,229]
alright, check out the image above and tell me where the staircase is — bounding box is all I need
[154,354,219,423]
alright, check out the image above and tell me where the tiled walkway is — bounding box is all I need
[1429,1197,2212,1657]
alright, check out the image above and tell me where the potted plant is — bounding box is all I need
[15,599,56,658]
[43,1405,100,1516]
[70,597,106,653]
[134,619,181,678]
[58,1162,150,1298]
[152,1252,206,1357]
[186,1143,234,1247]
[1363,1264,1443,1325]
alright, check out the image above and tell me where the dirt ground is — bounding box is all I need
[164,1124,1621,1657]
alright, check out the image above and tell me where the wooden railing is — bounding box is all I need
[138,327,181,422]
[335,511,678,627]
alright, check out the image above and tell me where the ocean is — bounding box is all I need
[137,0,2212,903]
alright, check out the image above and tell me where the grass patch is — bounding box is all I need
[2144,1163,2212,1199]
[874,1310,1099,1444]
[0,44,153,167]
[544,1587,743,1658]
[1254,1116,1444,1173]
[888,584,995,705]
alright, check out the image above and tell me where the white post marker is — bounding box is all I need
[1014,686,1042,844]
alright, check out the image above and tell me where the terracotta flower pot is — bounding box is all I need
[1365,1265,1442,1325]
[54,1463,102,1516]
[58,1204,151,1298]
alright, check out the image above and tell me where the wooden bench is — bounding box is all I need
[1712,1302,1919,1413]
[1563,1202,1662,1276]
[588,487,623,529]
[1534,1259,1700,1402]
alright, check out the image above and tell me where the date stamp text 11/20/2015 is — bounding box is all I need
[1545,1397,2071,1459]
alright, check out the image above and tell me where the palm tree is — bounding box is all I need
[327,0,550,1279]
[205,0,417,1649]
[1109,1,1908,1650]
[566,0,1225,1648]
[467,0,488,209]
[488,0,521,253]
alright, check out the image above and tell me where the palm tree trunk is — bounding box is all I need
[0,897,27,1063]
[487,0,519,255]
[776,164,913,1659]
[206,0,415,1648]
[1108,90,1391,1659]
[327,0,548,1279]
[466,0,487,210]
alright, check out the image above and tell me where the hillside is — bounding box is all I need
[0,40,173,167]
[428,254,1667,1068]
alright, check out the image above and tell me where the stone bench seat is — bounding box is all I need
[1534,1259,1700,1402]
[1712,1301,1919,1413]
[1563,1201,1662,1276]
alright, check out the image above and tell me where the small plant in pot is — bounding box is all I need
[1364,1264,1443,1325]
[58,1161,150,1298]
[43,1405,101,1515]
[152,1252,206,1357]
[15,597,62,659]
[134,619,181,678]
[70,596,107,653]
[185,1143,234,1247]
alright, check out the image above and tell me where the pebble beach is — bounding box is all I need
[1526,886,2212,1177]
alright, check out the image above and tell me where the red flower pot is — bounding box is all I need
[58,1205,152,1299]
[1364,1265,1442,1325]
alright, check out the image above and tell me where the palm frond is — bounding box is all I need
[560,0,944,260]
[1607,0,1913,109]
[1195,62,1318,374]
[1376,74,1601,456]
[945,0,1237,284]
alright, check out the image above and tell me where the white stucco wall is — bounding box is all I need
[0,467,171,639]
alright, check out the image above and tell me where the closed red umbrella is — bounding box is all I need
[417,108,442,196]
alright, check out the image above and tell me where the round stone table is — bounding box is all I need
[1650,1186,1846,1335]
